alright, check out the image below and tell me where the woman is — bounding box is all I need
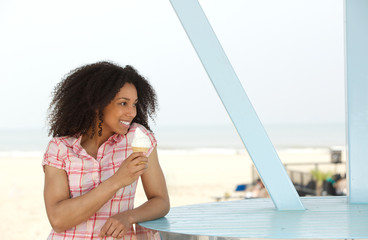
[43,61,170,239]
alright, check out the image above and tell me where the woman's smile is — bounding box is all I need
[120,120,131,128]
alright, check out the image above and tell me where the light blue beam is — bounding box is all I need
[169,0,304,210]
[346,0,368,203]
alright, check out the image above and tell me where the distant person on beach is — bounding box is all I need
[245,179,269,198]
[42,61,169,240]
[324,174,347,196]
[334,174,347,196]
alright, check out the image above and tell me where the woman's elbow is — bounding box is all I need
[161,197,170,216]
[50,222,65,233]
[48,216,69,233]
[52,226,65,234]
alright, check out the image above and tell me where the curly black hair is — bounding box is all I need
[48,61,158,137]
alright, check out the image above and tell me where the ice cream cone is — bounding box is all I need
[131,128,151,164]
[132,147,149,165]
[132,147,149,153]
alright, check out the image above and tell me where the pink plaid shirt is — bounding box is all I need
[43,123,159,240]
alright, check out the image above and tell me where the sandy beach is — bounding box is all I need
[0,148,346,240]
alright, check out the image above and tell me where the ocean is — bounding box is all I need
[0,122,345,157]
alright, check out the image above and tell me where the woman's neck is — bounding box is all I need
[80,129,113,158]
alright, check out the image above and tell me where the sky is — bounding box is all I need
[0,0,345,131]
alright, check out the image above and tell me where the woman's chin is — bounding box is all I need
[116,127,129,135]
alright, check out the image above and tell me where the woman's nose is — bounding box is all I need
[127,106,137,117]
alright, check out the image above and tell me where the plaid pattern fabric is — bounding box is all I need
[43,123,158,240]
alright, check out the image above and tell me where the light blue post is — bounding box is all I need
[169,0,304,210]
[346,0,368,203]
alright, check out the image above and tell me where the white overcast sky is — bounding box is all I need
[0,0,345,130]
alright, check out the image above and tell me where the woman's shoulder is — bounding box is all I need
[43,136,79,168]
[46,136,80,150]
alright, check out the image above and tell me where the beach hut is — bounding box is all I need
[138,0,368,239]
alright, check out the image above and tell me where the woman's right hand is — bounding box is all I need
[113,152,148,188]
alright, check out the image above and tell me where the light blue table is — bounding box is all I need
[139,197,368,239]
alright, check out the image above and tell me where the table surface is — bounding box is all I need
[138,196,368,239]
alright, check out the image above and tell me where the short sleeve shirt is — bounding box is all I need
[42,123,158,240]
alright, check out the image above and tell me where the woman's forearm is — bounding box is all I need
[128,196,170,225]
[48,177,120,232]
[126,147,170,225]
[99,147,169,238]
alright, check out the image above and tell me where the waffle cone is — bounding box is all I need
[132,147,149,153]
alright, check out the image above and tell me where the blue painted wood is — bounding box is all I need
[169,0,304,211]
[139,197,368,239]
[346,0,368,203]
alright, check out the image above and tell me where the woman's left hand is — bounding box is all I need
[99,211,133,239]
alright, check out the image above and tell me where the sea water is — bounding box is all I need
[0,122,345,157]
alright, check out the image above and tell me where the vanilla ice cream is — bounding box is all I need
[131,128,151,153]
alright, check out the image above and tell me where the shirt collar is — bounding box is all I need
[71,135,83,154]
[70,133,125,154]
[110,133,123,143]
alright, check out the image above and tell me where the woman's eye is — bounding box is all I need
[120,102,137,107]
